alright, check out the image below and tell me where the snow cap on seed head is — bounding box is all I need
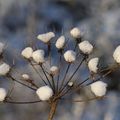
[64,50,76,63]
[0,63,10,76]
[0,42,5,55]
[113,45,120,64]
[55,36,65,49]
[90,81,107,97]
[36,86,53,101]
[50,66,59,75]
[37,32,55,43]
[22,74,30,80]
[78,41,93,54]
[88,57,99,73]
[32,49,45,64]
[70,27,81,39]
[68,81,74,87]
[0,88,7,102]
[21,47,33,59]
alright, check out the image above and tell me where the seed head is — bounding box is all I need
[37,32,55,43]
[90,81,107,97]
[32,50,45,64]
[0,63,10,76]
[21,47,33,59]
[55,36,65,49]
[78,41,93,54]
[70,27,81,39]
[0,88,7,102]
[88,57,99,73]
[64,50,76,63]
[36,86,53,101]
[113,45,120,64]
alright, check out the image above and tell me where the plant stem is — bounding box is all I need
[48,100,58,120]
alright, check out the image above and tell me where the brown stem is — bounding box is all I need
[48,100,58,120]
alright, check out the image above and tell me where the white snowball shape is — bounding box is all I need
[37,32,55,43]
[88,57,99,73]
[90,81,107,97]
[22,74,30,80]
[64,50,76,63]
[113,45,120,64]
[32,50,45,64]
[50,66,59,75]
[70,27,81,38]
[36,86,53,101]
[0,42,4,54]
[0,88,7,102]
[78,41,93,54]
[55,36,65,49]
[0,63,10,76]
[68,81,74,87]
[21,47,33,59]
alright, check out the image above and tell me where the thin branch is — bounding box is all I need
[40,64,53,88]
[60,96,105,103]
[56,51,62,92]
[4,100,42,104]
[59,63,71,91]
[7,74,36,91]
[60,57,85,93]
[28,60,47,85]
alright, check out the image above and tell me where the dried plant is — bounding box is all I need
[0,27,120,120]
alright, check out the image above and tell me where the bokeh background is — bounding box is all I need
[0,0,120,120]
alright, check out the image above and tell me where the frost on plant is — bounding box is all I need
[0,28,120,120]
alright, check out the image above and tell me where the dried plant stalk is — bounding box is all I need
[48,100,58,120]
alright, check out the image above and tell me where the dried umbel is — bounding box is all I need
[50,66,59,75]
[36,86,53,101]
[64,50,76,63]
[32,49,45,64]
[90,81,107,97]
[113,45,120,64]
[21,47,33,59]
[70,27,81,39]
[0,88,7,102]
[22,74,30,80]
[88,57,99,73]
[0,63,10,76]
[55,36,65,49]
[0,28,120,120]
[37,32,55,43]
[78,40,93,54]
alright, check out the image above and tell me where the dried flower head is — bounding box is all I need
[0,63,10,76]
[1,27,120,120]
[64,50,76,63]
[55,36,65,49]
[0,88,7,102]
[90,81,107,97]
[88,57,99,73]
[32,49,45,64]
[21,47,33,59]
[22,74,30,80]
[37,32,55,43]
[78,41,93,54]
[36,86,53,101]
[70,27,81,39]
[113,45,120,64]
[50,66,59,75]
[68,81,74,87]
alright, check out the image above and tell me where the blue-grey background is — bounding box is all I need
[0,0,120,120]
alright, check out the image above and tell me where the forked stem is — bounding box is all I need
[48,100,58,120]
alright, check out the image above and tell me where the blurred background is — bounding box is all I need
[0,0,120,120]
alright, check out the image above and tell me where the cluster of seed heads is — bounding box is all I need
[0,27,120,120]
